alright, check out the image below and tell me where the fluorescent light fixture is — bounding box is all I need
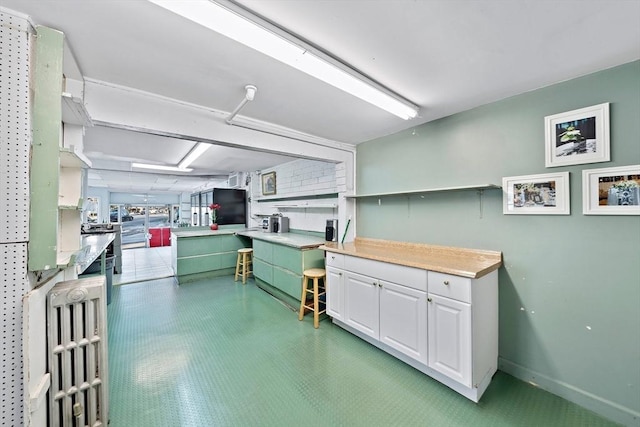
[178,142,210,169]
[132,162,193,172]
[147,0,418,120]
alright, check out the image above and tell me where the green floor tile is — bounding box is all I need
[107,276,619,427]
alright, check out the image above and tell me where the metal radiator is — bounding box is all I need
[47,276,109,426]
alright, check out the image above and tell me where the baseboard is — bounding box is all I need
[176,268,235,284]
[498,357,639,427]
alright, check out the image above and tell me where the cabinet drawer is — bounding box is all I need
[345,255,427,292]
[428,271,471,303]
[325,252,344,269]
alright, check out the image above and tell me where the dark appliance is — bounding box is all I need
[325,219,338,242]
[270,216,289,233]
[212,188,247,225]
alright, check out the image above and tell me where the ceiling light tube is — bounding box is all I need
[178,142,211,169]
[132,162,193,172]
[147,0,418,119]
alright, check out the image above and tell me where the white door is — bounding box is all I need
[325,266,344,321]
[427,294,472,386]
[379,280,428,364]
[344,271,379,339]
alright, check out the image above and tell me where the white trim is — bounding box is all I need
[499,358,639,426]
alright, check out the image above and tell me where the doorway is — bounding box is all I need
[110,204,171,249]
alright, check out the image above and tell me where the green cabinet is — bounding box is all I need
[173,231,248,283]
[28,27,90,271]
[252,239,324,301]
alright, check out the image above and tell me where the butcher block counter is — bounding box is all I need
[320,237,501,279]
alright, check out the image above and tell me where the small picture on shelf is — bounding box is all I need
[261,171,276,196]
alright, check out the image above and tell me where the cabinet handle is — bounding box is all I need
[427,297,432,303]
[443,280,450,286]
[338,272,342,276]
[378,282,382,288]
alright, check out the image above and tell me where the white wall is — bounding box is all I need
[249,159,339,232]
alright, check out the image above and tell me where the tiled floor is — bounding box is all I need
[113,246,173,285]
[107,276,620,427]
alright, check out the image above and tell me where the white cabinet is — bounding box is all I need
[380,280,428,365]
[325,266,345,320]
[324,250,498,403]
[344,270,380,339]
[427,270,498,396]
[427,294,472,386]
[328,255,428,365]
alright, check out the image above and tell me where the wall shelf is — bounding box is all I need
[273,203,338,209]
[345,184,501,199]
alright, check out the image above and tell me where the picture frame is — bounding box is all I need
[503,172,570,215]
[261,171,276,196]
[582,165,640,215]
[544,102,610,168]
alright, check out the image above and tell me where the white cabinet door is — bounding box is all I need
[427,294,472,387]
[326,266,344,321]
[379,280,428,364]
[344,271,379,339]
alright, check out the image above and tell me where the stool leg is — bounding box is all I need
[313,277,320,329]
[234,253,241,282]
[298,276,307,321]
[241,253,247,284]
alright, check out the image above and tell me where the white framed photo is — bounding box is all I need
[544,103,610,167]
[582,165,640,215]
[503,172,570,215]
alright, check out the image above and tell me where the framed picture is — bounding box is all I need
[261,171,276,195]
[582,165,640,215]
[503,172,570,215]
[544,102,610,168]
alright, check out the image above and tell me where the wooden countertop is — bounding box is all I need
[320,237,502,279]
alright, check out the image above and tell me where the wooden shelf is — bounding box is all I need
[345,184,501,199]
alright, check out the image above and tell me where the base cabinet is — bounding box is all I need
[344,271,380,339]
[380,281,428,365]
[427,294,472,386]
[325,266,344,321]
[325,251,498,402]
[253,238,324,301]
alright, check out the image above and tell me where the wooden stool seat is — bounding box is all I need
[234,248,253,284]
[298,268,326,328]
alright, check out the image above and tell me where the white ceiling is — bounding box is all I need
[4,0,640,194]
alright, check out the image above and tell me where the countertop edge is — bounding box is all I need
[320,242,502,279]
[236,230,325,250]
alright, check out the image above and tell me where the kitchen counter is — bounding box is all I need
[235,230,326,249]
[77,233,115,274]
[171,228,238,238]
[320,237,502,278]
[171,227,248,283]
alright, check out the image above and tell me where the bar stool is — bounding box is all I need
[298,268,326,328]
[234,248,253,284]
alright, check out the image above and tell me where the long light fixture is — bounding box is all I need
[178,142,210,169]
[132,162,193,172]
[147,0,418,120]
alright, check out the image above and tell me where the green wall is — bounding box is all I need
[356,61,640,424]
